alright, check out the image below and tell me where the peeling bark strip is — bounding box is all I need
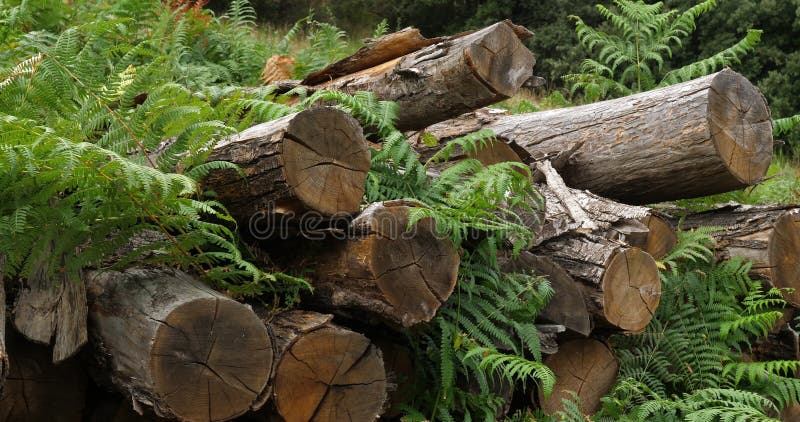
[301,201,460,327]
[500,252,592,336]
[316,21,535,131]
[417,69,773,203]
[85,268,273,422]
[13,249,87,363]
[669,204,800,306]
[266,310,387,422]
[203,107,370,224]
[536,235,660,333]
[0,329,87,421]
[537,339,618,415]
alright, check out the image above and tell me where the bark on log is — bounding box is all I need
[85,268,273,422]
[536,235,660,333]
[373,338,415,419]
[500,251,592,336]
[669,204,800,306]
[266,310,387,422]
[316,21,535,131]
[12,248,87,363]
[0,257,7,390]
[0,329,87,421]
[296,200,460,327]
[416,69,773,203]
[537,339,619,415]
[202,107,370,225]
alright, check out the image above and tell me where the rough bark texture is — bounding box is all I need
[536,235,660,333]
[266,310,387,422]
[537,339,619,415]
[669,204,800,306]
[419,70,773,203]
[302,27,444,85]
[316,21,535,131]
[12,249,87,363]
[0,329,87,421]
[202,107,370,226]
[297,200,460,327]
[500,251,592,336]
[85,268,273,422]
[0,257,7,391]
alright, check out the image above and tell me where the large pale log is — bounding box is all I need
[670,204,800,306]
[266,310,387,422]
[316,21,535,131]
[86,268,273,422]
[295,200,460,327]
[500,251,592,336]
[537,339,619,415]
[12,248,87,363]
[416,69,773,204]
[536,235,660,333]
[0,329,87,421]
[202,107,370,225]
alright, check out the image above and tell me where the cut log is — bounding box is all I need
[670,204,800,306]
[267,310,387,422]
[500,252,592,336]
[418,69,773,204]
[537,339,618,415]
[296,200,460,327]
[85,268,273,422]
[316,21,535,131]
[0,329,87,421]
[641,213,678,260]
[535,235,660,332]
[12,249,87,363]
[202,107,370,225]
[373,338,416,419]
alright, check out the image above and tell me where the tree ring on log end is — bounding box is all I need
[708,69,772,186]
[465,23,534,97]
[602,247,660,332]
[274,326,387,422]
[151,298,273,422]
[538,339,618,415]
[643,215,677,260]
[369,216,459,327]
[282,107,371,217]
[769,210,800,306]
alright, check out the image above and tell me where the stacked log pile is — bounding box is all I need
[0,21,782,422]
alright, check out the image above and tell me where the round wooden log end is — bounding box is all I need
[602,248,660,332]
[274,325,387,422]
[466,22,534,97]
[643,215,677,260]
[369,216,459,327]
[468,138,524,166]
[151,298,273,422]
[283,107,370,217]
[708,69,773,186]
[769,210,800,306]
[538,339,618,415]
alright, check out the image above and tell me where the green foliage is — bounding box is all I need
[587,230,800,421]
[565,0,761,101]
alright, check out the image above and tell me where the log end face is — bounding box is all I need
[602,248,660,333]
[465,22,534,98]
[643,215,678,260]
[274,325,387,422]
[708,69,773,187]
[283,107,370,217]
[151,297,273,422]
[769,210,800,306]
[538,339,618,415]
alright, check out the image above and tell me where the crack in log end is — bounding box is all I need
[464,22,534,98]
[708,69,773,186]
[275,326,387,422]
[282,108,370,217]
[151,298,272,422]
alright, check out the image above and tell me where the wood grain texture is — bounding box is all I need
[537,339,618,415]
[86,268,273,422]
[203,107,370,225]
[316,21,534,131]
